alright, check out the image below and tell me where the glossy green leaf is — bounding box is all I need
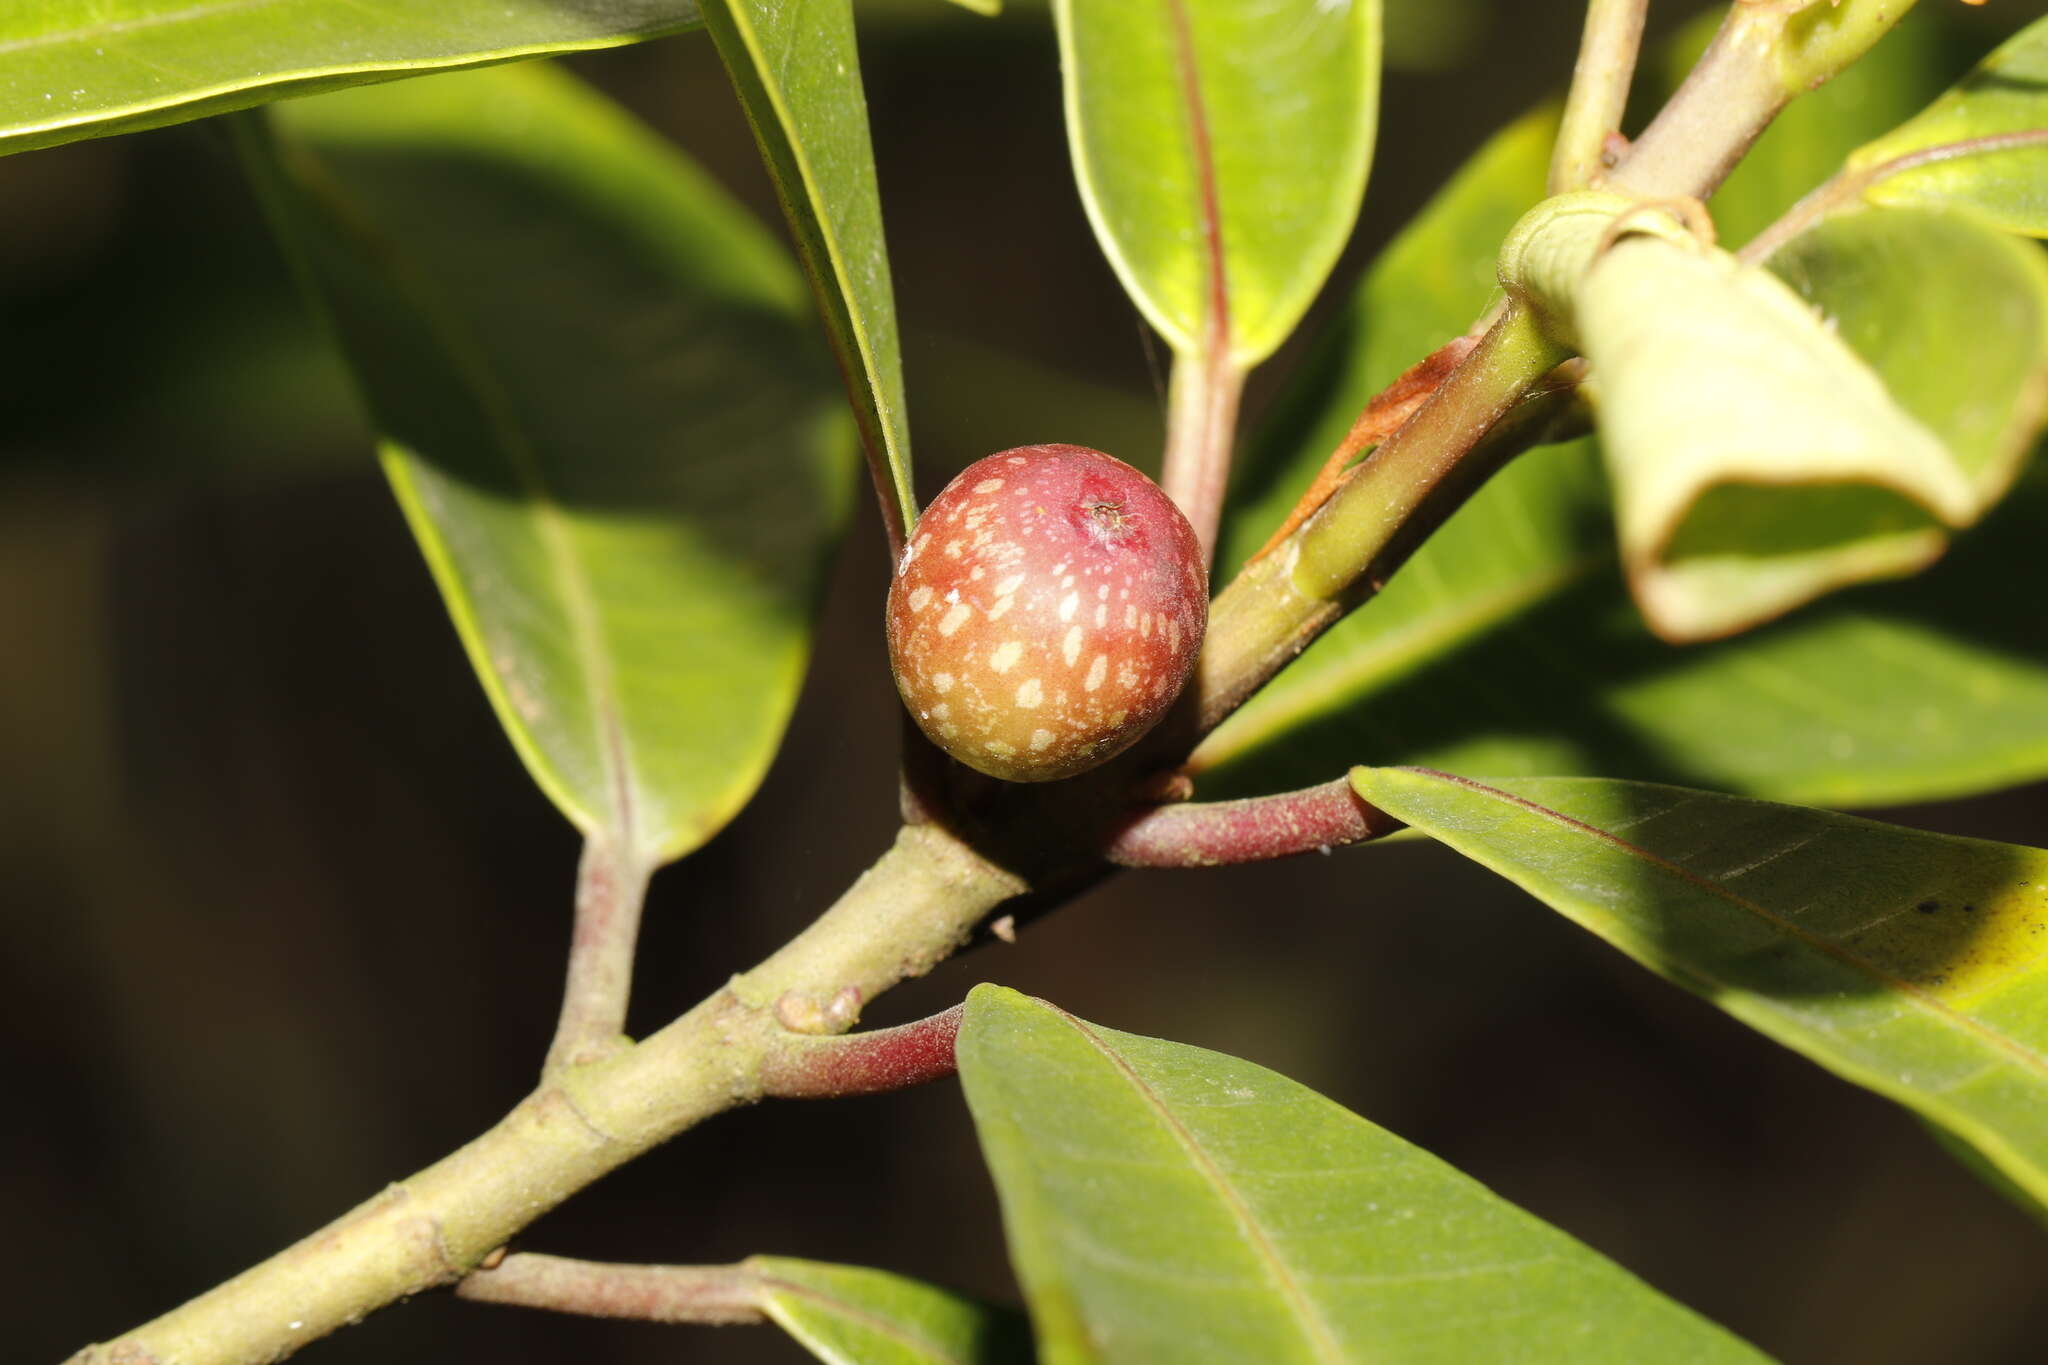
[1849,17,2048,237]
[1766,206,2048,506]
[1203,14,2048,807]
[1052,0,1381,367]
[1352,768,2048,1212]
[749,1256,1031,1365]
[0,1,700,158]
[704,0,916,542]
[241,62,854,865]
[957,984,1768,1364]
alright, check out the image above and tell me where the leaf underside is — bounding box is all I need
[242,61,854,865]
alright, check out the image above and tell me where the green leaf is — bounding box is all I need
[0,1,700,158]
[1351,768,2048,1214]
[1204,471,2048,809]
[1203,11,2048,807]
[1848,17,2048,237]
[748,1256,1031,1365]
[1052,0,1381,367]
[704,0,916,543]
[1765,206,2048,508]
[240,62,854,865]
[957,984,1768,1364]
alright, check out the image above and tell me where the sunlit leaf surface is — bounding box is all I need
[0,0,699,157]
[958,984,1768,1364]
[1354,768,2048,1213]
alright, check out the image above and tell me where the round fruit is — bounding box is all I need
[887,443,1207,782]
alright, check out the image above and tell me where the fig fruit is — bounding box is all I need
[887,443,1207,782]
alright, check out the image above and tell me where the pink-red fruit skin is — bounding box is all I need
[887,444,1208,782]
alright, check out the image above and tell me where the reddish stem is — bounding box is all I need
[1105,777,1401,868]
[759,1004,965,1099]
[456,1253,763,1325]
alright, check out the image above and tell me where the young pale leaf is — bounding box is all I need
[1352,768,2048,1213]
[704,0,917,545]
[1766,207,2048,508]
[957,984,1768,1365]
[1201,13,2048,808]
[1052,0,1381,367]
[747,1256,1031,1365]
[1847,16,2048,237]
[242,63,854,867]
[1579,232,1972,643]
[0,0,699,158]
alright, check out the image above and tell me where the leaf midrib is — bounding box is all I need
[295,132,640,851]
[1056,1007,1346,1364]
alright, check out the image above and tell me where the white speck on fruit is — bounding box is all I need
[1015,678,1043,708]
[987,597,1014,621]
[1007,456,1027,466]
[974,478,1005,493]
[931,702,950,720]
[933,672,955,693]
[969,566,985,581]
[907,585,933,612]
[990,640,1023,673]
[994,573,1025,597]
[985,739,1017,757]
[1118,662,1139,688]
[1062,625,1082,666]
[1168,618,1182,652]
[1059,592,1079,622]
[1125,604,1138,628]
[1029,728,1054,751]
[945,540,964,558]
[1094,603,1108,627]
[1086,655,1107,691]
[938,603,972,637]
[1097,584,1109,599]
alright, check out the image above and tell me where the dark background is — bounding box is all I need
[8,2,2047,1361]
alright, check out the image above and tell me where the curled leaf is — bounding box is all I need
[1578,232,1971,642]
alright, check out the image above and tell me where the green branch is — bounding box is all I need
[1550,0,1648,193]
[66,825,1022,1365]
